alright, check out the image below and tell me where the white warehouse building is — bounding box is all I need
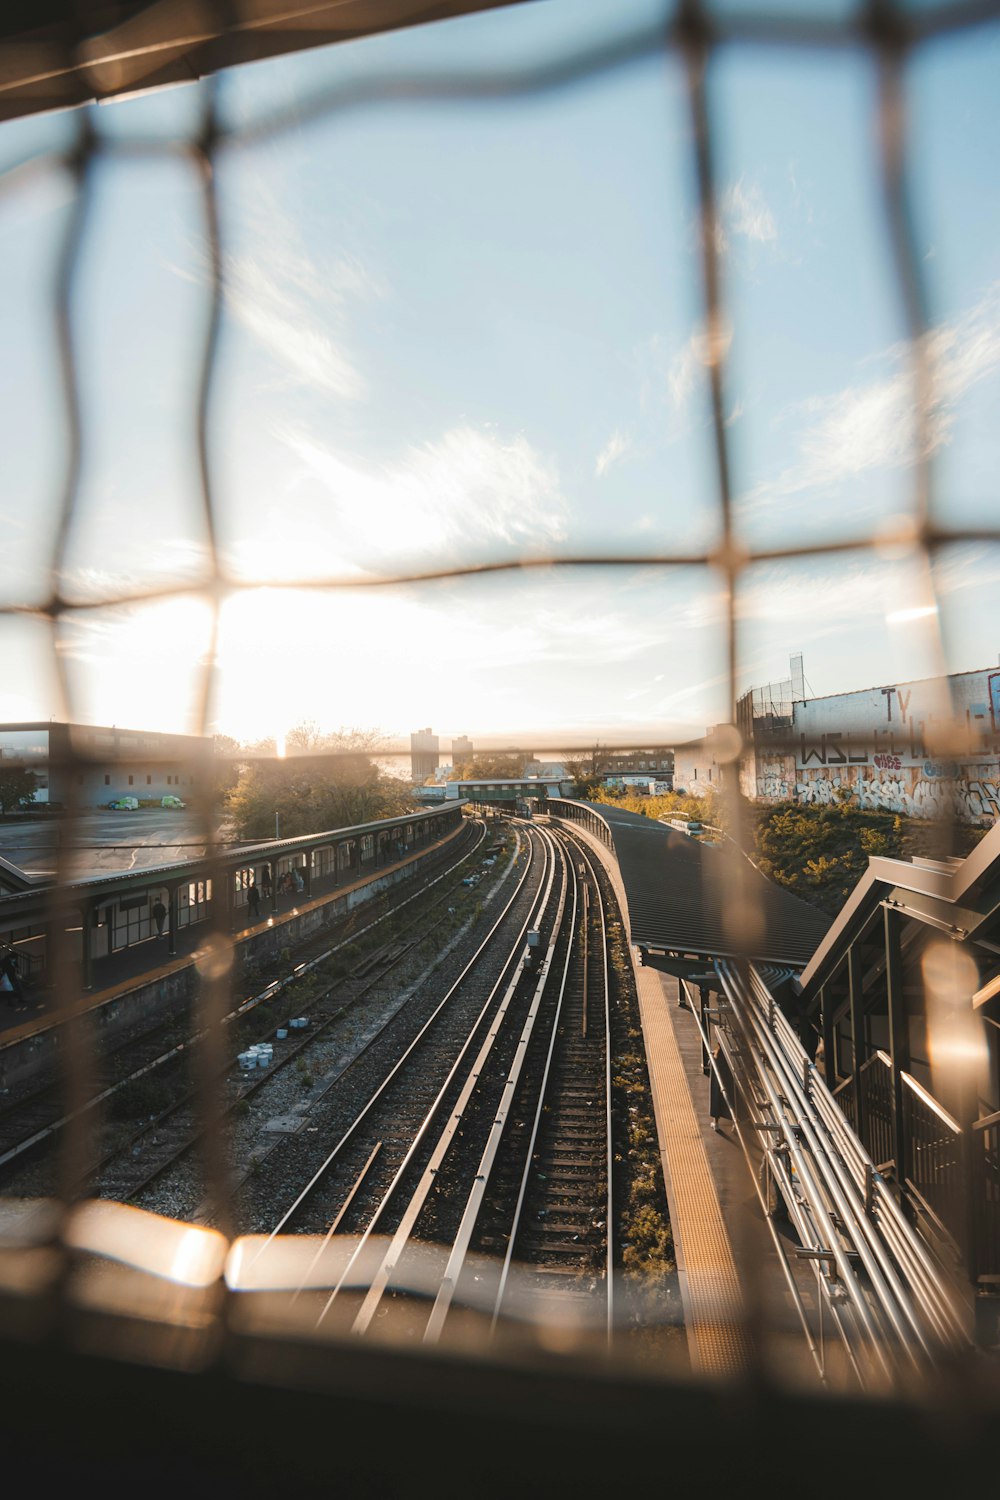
[737,661,1000,825]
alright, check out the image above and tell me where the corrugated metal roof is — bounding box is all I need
[578,803,830,968]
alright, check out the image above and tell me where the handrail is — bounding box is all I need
[901,1071,961,1135]
[859,1050,892,1074]
[718,960,970,1370]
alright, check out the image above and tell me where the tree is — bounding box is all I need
[226,724,416,840]
[587,783,722,830]
[0,767,36,815]
[212,734,243,802]
[448,753,526,781]
[563,744,605,797]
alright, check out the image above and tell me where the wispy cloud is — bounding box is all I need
[175,179,384,401]
[721,178,778,248]
[595,428,630,477]
[229,422,570,580]
[668,319,733,413]
[225,222,387,399]
[741,282,1000,514]
[696,177,779,257]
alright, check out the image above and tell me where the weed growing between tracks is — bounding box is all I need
[606,912,686,1365]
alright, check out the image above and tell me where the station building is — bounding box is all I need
[0,722,207,808]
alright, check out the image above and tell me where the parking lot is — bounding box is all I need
[0,808,233,879]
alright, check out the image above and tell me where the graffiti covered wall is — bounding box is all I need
[749,667,1000,825]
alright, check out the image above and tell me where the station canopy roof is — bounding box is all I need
[584,802,831,970]
[0,1,533,122]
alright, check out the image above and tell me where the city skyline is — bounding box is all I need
[1,1,998,748]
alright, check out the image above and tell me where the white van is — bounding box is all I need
[108,796,139,811]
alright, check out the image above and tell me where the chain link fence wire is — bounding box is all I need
[1,0,1000,1392]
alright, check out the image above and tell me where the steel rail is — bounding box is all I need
[260,825,544,1255]
[574,836,614,1345]
[715,961,903,1384]
[748,969,968,1350]
[342,828,565,1334]
[487,840,592,1335]
[810,1085,965,1350]
[725,962,928,1372]
[424,835,575,1343]
[92,829,502,1206]
[487,833,615,1342]
[292,1142,383,1305]
[684,984,843,1386]
[719,960,954,1373]
[745,966,967,1349]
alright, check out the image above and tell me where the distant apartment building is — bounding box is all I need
[451,735,473,763]
[0,722,206,807]
[587,748,674,786]
[737,657,1000,825]
[410,727,440,783]
[606,748,673,779]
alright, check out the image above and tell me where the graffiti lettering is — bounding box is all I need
[799,734,825,766]
[760,775,789,800]
[798,732,850,766]
[923,761,958,779]
[989,672,1000,734]
[791,769,1000,824]
[897,689,912,723]
[874,754,901,770]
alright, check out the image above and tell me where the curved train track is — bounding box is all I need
[240,821,622,1346]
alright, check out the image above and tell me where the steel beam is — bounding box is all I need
[820,982,836,1089]
[884,907,911,1193]
[848,943,866,1145]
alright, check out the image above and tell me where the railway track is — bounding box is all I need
[236,825,548,1240]
[480,836,614,1330]
[246,823,622,1347]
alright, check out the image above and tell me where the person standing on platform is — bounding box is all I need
[247,881,261,921]
[709,1040,734,1132]
[261,863,272,899]
[152,897,167,940]
[1,946,24,1010]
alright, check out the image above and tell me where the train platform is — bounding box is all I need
[555,813,825,1382]
[636,964,824,1382]
[0,829,460,1046]
[0,883,307,1038]
[0,888,325,1044]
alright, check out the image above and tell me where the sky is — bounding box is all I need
[1,0,999,753]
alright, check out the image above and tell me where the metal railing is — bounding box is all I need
[973,1109,1000,1280]
[859,1051,896,1176]
[902,1071,963,1252]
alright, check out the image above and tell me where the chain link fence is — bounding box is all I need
[1,0,999,1415]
